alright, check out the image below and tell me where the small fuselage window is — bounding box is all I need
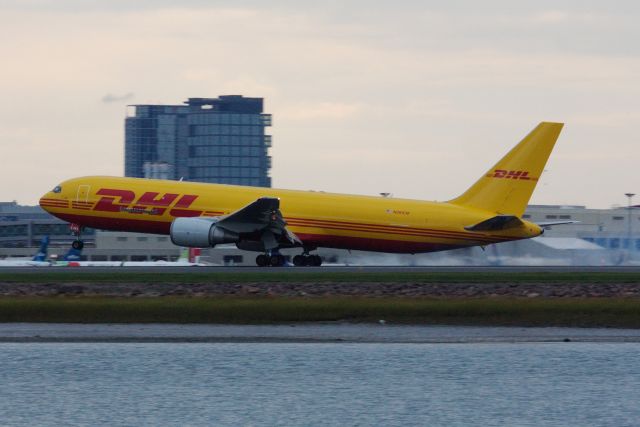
[52,186,62,194]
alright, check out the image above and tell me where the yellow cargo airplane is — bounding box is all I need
[40,122,567,266]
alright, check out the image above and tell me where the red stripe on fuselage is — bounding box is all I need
[287,221,498,245]
[55,213,171,234]
[51,213,483,253]
[286,218,512,243]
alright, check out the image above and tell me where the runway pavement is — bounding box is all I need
[1,265,640,274]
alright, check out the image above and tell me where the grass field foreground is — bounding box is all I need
[0,297,639,327]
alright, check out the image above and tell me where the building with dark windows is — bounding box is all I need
[0,202,95,251]
[125,95,272,187]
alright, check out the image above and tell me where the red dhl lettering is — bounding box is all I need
[93,189,201,217]
[485,170,538,181]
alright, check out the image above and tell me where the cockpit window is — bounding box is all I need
[52,186,62,194]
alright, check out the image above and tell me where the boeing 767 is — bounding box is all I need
[40,122,566,266]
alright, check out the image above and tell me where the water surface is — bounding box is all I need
[1,341,638,426]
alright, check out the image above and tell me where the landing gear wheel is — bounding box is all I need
[293,255,305,267]
[270,254,285,267]
[311,255,322,267]
[256,254,268,267]
[72,240,84,250]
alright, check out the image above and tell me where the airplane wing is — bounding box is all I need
[465,215,524,232]
[215,197,302,249]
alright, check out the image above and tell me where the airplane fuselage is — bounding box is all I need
[40,176,541,254]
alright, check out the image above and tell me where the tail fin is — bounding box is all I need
[63,246,83,261]
[32,235,49,262]
[449,122,564,216]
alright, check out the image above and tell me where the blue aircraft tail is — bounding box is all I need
[32,235,49,262]
[63,246,83,261]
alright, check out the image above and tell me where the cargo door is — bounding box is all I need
[76,185,91,203]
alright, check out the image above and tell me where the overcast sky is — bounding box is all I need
[1,0,639,207]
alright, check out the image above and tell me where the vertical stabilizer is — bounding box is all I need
[449,122,564,216]
[32,235,49,262]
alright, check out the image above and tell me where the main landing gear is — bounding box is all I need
[292,253,322,267]
[293,254,322,267]
[255,253,286,267]
[254,251,323,267]
[70,223,84,250]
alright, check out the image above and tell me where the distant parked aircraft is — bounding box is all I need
[0,236,51,267]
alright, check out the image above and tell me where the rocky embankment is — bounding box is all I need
[1,282,640,298]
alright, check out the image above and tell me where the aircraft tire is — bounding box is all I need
[270,254,285,267]
[256,254,268,267]
[72,240,84,250]
[293,255,305,267]
[311,255,322,267]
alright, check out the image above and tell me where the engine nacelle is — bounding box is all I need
[170,217,239,247]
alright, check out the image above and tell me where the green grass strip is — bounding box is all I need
[1,271,640,284]
[0,297,639,327]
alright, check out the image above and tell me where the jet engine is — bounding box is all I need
[170,217,239,247]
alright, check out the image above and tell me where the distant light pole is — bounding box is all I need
[625,193,635,251]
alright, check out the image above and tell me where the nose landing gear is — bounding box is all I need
[69,223,84,250]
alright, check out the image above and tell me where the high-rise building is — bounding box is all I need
[125,95,272,187]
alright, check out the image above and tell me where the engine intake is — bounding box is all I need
[170,217,239,247]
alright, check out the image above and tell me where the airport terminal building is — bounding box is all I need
[125,95,273,187]
[0,202,96,252]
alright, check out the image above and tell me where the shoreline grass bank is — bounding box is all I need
[1,297,639,327]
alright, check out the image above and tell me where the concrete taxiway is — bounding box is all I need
[2,265,640,274]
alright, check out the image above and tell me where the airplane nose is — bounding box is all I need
[39,192,64,212]
[39,195,51,211]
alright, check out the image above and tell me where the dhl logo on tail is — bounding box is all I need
[485,170,539,181]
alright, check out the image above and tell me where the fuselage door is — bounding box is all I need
[76,185,91,202]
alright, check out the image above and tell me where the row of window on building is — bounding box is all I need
[86,255,178,262]
[0,224,96,238]
[189,135,267,147]
[188,167,264,179]
[134,106,187,117]
[583,237,640,250]
[190,177,265,186]
[189,145,266,159]
[188,156,263,168]
[187,113,270,126]
[524,214,640,221]
[115,236,168,242]
[190,125,264,137]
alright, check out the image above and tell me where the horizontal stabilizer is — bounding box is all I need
[536,220,580,227]
[465,215,524,232]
